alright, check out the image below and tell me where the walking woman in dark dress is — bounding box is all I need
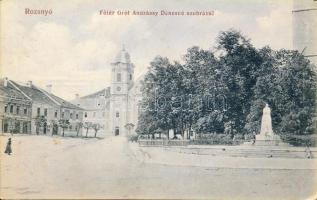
[4,138,12,155]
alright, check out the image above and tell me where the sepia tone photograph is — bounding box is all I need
[0,0,317,199]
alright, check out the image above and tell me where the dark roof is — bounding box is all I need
[11,81,57,107]
[11,80,83,110]
[0,79,31,102]
[48,92,83,110]
[113,49,131,64]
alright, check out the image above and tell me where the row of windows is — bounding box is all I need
[84,111,106,118]
[83,112,120,118]
[61,111,79,120]
[4,105,28,115]
[36,107,80,120]
[4,105,82,120]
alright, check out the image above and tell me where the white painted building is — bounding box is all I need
[72,48,142,136]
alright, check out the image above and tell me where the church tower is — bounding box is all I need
[109,47,135,136]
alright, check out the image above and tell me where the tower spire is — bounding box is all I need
[122,44,125,51]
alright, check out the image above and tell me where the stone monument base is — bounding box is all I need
[254,134,290,146]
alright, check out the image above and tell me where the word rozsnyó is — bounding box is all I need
[25,8,52,16]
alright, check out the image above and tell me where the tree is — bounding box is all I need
[34,115,47,135]
[50,120,58,135]
[216,29,263,135]
[83,122,92,137]
[183,46,225,136]
[136,29,316,143]
[245,48,316,136]
[75,122,83,137]
[125,123,135,135]
[58,119,70,137]
[136,56,173,138]
[92,123,101,137]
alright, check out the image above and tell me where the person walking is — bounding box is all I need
[4,138,12,155]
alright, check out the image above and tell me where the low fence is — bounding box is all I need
[189,139,246,146]
[138,139,189,147]
[138,135,317,147]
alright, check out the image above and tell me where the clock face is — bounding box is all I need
[117,86,121,91]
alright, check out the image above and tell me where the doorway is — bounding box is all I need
[22,122,28,134]
[43,122,47,134]
[3,122,8,133]
[115,127,119,136]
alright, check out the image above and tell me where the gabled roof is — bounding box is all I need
[0,79,31,102]
[10,80,83,110]
[10,81,56,106]
[47,92,83,110]
[70,87,110,110]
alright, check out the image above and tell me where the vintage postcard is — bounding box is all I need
[0,0,317,199]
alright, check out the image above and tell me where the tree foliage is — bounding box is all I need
[58,119,70,137]
[34,115,47,135]
[136,29,316,139]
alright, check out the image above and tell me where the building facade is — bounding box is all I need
[0,78,32,134]
[72,48,143,137]
[0,78,84,136]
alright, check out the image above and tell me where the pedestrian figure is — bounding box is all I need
[4,138,12,155]
[251,132,256,145]
[305,145,312,159]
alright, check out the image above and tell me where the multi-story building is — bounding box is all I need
[72,88,110,134]
[0,78,32,134]
[72,48,143,137]
[0,78,84,136]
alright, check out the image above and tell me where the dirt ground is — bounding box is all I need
[1,135,316,199]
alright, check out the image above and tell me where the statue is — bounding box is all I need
[255,103,283,145]
[259,103,274,137]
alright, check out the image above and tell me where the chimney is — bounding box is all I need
[4,77,8,87]
[26,80,32,87]
[46,84,52,93]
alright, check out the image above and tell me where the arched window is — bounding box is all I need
[116,112,119,118]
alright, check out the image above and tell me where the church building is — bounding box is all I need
[72,48,143,136]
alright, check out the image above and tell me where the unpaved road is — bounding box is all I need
[1,135,316,199]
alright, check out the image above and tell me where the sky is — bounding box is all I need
[1,0,294,100]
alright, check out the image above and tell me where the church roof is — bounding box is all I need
[113,48,131,64]
[80,87,110,99]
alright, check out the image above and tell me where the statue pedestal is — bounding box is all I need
[255,134,289,146]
